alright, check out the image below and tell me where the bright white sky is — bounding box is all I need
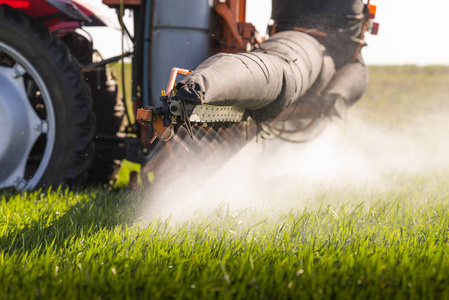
[87,0,449,66]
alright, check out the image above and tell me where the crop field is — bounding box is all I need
[1,66,449,299]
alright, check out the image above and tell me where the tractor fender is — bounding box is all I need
[46,0,91,23]
[47,0,120,28]
[0,0,117,28]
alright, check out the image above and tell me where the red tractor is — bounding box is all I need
[0,0,261,190]
[0,0,378,190]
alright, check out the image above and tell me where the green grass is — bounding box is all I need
[352,65,449,129]
[1,179,449,299]
[2,65,449,299]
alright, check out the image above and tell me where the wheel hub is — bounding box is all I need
[0,42,56,190]
[0,66,41,189]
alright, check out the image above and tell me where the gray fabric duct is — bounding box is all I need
[176,31,329,121]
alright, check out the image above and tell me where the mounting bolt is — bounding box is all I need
[13,63,27,78]
[13,177,28,190]
[33,121,48,134]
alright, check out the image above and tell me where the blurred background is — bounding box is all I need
[86,0,449,66]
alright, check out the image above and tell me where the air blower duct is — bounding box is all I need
[176,30,334,121]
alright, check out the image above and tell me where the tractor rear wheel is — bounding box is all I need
[0,5,94,190]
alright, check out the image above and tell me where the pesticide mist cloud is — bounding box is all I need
[139,110,449,222]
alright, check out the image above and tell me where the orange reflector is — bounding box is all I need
[368,4,377,19]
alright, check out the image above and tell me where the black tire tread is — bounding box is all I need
[0,4,95,188]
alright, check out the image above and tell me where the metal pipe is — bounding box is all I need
[165,68,191,99]
[143,0,152,107]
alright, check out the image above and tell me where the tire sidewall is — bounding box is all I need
[0,6,93,188]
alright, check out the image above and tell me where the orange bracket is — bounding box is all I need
[136,108,153,122]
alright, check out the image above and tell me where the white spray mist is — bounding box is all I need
[139,110,449,222]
